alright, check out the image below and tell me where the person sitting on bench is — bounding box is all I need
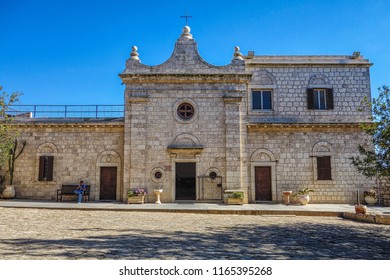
[74,180,87,203]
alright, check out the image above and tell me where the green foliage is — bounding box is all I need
[127,188,147,197]
[0,125,13,167]
[351,85,390,181]
[231,191,244,199]
[7,139,27,185]
[363,189,377,199]
[127,190,135,197]
[0,86,24,185]
[293,187,314,197]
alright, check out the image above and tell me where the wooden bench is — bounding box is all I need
[57,185,90,202]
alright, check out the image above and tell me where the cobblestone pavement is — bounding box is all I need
[0,207,389,260]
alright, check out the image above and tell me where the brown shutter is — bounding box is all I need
[307,88,314,109]
[317,156,332,180]
[38,156,54,181]
[38,156,45,181]
[326,88,334,109]
[46,156,54,181]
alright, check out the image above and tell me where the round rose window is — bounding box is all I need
[177,103,194,120]
[154,171,162,179]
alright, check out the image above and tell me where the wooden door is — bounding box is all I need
[100,167,117,200]
[175,162,196,200]
[255,166,272,201]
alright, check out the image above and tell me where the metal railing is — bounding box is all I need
[5,105,124,118]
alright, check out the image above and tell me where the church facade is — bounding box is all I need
[7,26,373,204]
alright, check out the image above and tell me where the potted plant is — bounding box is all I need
[226,191,244,205]
[293,187,314,205]
[1,87,24,199]
[2,139,26,199]
[127,188,147,204]
[363,189,377,205]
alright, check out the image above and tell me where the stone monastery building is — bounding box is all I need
[9,26,373,204]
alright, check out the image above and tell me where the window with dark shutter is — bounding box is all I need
[38,156,54,181]
[317,156,332,180]
[307,88,334,110]
[326,88,334,109]
[307,88,314,109]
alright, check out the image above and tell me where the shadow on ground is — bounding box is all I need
[2,221,390,260]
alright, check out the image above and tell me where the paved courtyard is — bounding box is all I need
[0,207,389,260]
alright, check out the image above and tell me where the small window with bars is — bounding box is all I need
[38,156,54,181]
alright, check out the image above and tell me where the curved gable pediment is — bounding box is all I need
[121,26,246,77]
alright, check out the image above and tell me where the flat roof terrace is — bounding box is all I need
[5,105,124,119]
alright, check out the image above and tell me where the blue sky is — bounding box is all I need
[1,0,389,105]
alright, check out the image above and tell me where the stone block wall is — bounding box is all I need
[10,122,124,201]
[381,180,390,206]
[247,126,374,204]
[247,66,371,124]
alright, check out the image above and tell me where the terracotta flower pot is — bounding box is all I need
[355,204,367,214]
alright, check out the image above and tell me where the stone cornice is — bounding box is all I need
[246,63,372,68]
[167,146,204,156]
[119,73,252,84]
[247,122,367,129]
[245,55,372,67]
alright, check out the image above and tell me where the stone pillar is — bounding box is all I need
[223,95,243,191]
[123,93,148,202]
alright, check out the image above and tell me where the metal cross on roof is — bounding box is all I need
[180,13,192,25]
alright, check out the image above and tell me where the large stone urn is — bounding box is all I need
[2,185,16,199]
[296,194,310,205]
[154,189,163,204]
[364,196,377,205]
[363,190,377,205]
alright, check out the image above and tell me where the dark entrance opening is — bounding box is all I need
[255,166,272,201]
[100,167,117,200]
[175,162,196,200]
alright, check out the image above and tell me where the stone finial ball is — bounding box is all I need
[235,46,240,52]
[182,26,191,33]
[132,46,138,51]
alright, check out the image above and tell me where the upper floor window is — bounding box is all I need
[252,90,272,110]
[307,88,334,110]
